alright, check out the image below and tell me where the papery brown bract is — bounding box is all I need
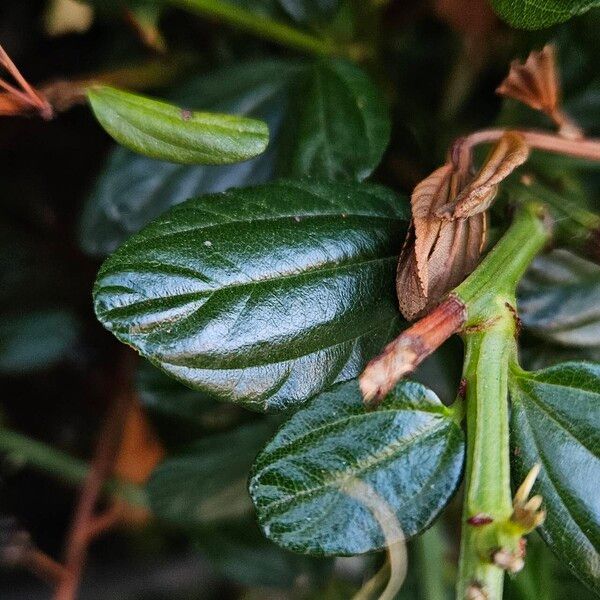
[397,163,486,320]
[439,131,529,219]
[397,132,529,321]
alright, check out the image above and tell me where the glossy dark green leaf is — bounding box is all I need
[88,85,269,164]
[147,420,275,525]
[279,59,390,181]
[0,310,81,374]
[509,362,600,593]
[94,179,408,411]
[518,250,600,347]
[79,59,300,256]
[81,59,389,256]
[137,361,246,449]
[278,0,340,24]
[249,380,465,555]
[194,517,329,588]
[490,0,600,29]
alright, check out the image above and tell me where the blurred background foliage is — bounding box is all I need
[0,0,598,598]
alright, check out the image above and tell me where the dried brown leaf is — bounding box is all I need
[438,131,529,219]
[397,161,487,321]
[396,132,528,320]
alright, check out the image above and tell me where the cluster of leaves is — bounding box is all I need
[1,0,599,597]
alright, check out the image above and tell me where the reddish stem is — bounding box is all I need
[359,296,466,404]
[53,353,134,600]
[452,128,600,173]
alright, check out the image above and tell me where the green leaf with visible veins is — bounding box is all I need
[490,0,600,29]
[81,59,389,256]
[509,362,600,594]
[93,179,408,411]
[148,420,276,526]
[279,59,390,181]
[87,85,269,164]
[80,59,300,256]
[518,250,600,347]
[249,380,465,555]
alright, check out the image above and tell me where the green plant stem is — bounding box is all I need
[167,0,339,56]
[452,202,550,600]
[0,428,148,508]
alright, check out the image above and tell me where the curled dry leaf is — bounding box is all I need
[439,131,530,219]
[496,45,582,139]
[397,132,528,321]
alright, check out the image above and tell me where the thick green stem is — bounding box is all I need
[167,0,339,56]
[452,202,550,600]
[0,428,148,508]
[456,325,516,599]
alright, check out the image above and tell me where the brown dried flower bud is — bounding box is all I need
[496,45,583,139]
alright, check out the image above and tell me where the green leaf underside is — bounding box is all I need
[80,59,299,256]
[147,420,276,526]
[0,310,80,374]
[88,86,269,165]
[490,0,600,29]
[510,362,600,593]
[80,58,390,256]
[250,380,464,556]
[518,250,600,347]
[94,179,408,411]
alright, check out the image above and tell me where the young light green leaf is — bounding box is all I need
[0,310,81,374]
[87,85,269,165]
[490,0,600,29]
[249,380,464,555]
[80,58,389,256]
[518,250,600,347]
[147,420,276,526]
[279,59,390,181]
[509,362,600,593]
[93,179,408,411]
[80,59,300,256]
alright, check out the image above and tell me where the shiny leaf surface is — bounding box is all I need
[80,59,298,256]
[490,0,600,29]
[94,179,408,411]
[279,59,390,181]
[509,362,600,593]
[81,58,389,256]
[87,85,269,165]
[518,250,600,347]
[148,420,275,525]
[249,380,464,555]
